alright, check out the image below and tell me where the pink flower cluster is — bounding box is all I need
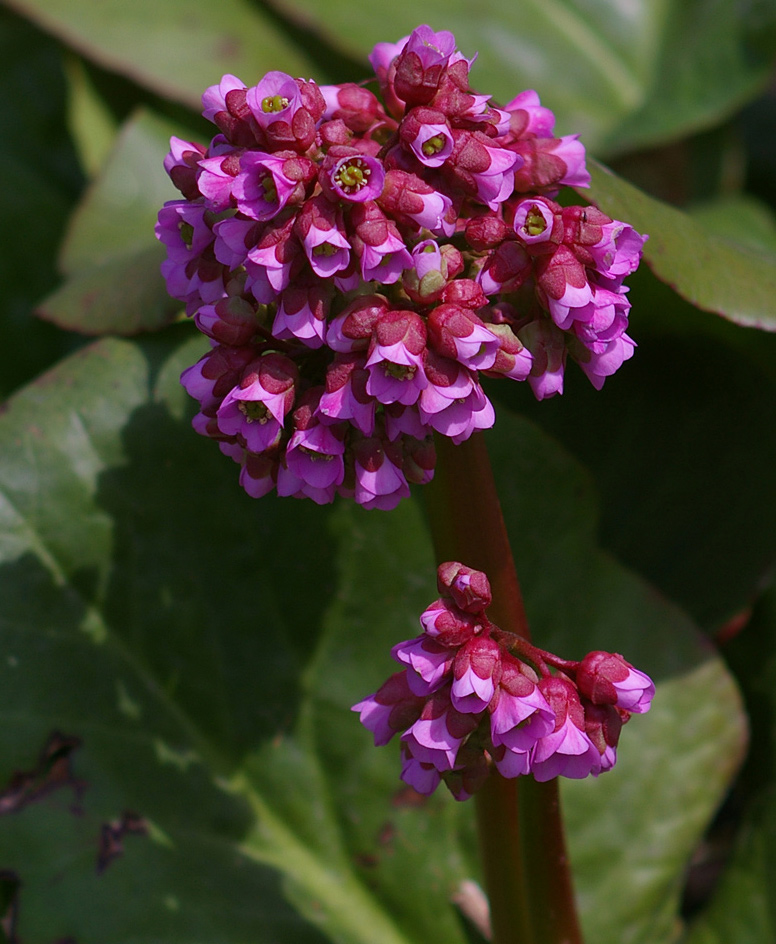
[353,562,654,799]
[156,24,646,507]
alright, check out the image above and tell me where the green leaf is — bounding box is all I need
[63,52,121,179]
[1,0,326,110]
[270,0,773,153]
[37,109,185,335]
[36,244,178,336]
[689,194,776,257]
[585,159,776,330]
[682,581,776,942]
[0,5,85,396]
[0,332,746,942]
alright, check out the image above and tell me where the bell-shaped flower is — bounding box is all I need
[216,353,297,452]
[352,671,425,746]
[351,436,410,510]
[295,195,351,277]
[365,310,428,406]
[451,636,502,713]
[489,655,555,752]
[317,353,375,435]
[577,651,655,714]
[445,130,519,209]
[426,303,501,370]
[392,635,455,696]
[379,169,455,236]
[530,677,603,781]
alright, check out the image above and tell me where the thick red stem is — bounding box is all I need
[424,431,584,944]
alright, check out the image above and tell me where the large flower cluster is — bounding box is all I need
[157,24,646,508]
[353,562,654,799]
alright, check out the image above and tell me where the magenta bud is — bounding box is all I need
[577,651,655,713]
[436,562,492,613]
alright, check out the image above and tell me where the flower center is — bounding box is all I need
[238,401,270,423]
[261,94,289,113]
[178,221,194,250]
[383,363,416,381]
[300,447,334,461]
[313,243,339,257]
[421,134,446,157]
[334,158,370,194]
[260,175,278,203]
[524,207,547,237]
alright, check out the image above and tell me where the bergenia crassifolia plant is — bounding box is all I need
[156,23,652,941]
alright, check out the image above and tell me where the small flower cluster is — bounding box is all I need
[157,24,646,508]
[353,562,654,799]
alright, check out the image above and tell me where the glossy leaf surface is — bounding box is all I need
[0,332,745,942]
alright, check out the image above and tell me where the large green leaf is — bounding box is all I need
[0,331,745,942]
[270,0,773,153]
[585,160,776,330]
[0,0,324,110]
[0,6,84,397]
[37,109,184,335]
[682,582,776,942]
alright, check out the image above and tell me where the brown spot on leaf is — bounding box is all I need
[0,733,85,816]
[96,811,149,874]
[377,821,395,847]
[353,852,379,869]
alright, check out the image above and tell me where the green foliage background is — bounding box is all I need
[0,0,775,941]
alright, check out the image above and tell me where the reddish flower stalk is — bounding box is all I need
[425,431,585,944]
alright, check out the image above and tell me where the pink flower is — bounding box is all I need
[475,240,531,295]
[245,214,302,299]
[379,169,454,236]
[445,130,519,209]
[451,636,501,713]
[576,651,655,713]
[351,201,413,284]
[393,25,456,106]
[518,319,566,400]
[436,562,492,614]
[272,282,330,348]
[400,106,454,167]
[400,748,442,795]
[216,354,297,452]
[246,71,302,127]
[197,149,241,211]
[164,136,207,200]
[194,296,258,347]
[318,83,385,132]
[419,352,495,442]
[295,195,351,277]
[328,154,386,203]
[317,353,375,435]
[512,197,563,249]
[537,245,594,326]
[503,89,556,138]
[489,656,555,752]
[572,333,636,390]
[530,677,603,781]
[352,671,424,746]
[365,310,428,406]
[202,74,246,122]
[401,687,477,771]
[351,436,410,510]
[419,598,480,647]
[233,151,313,220]
[426,304,501,370]
[392,636,454,695]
